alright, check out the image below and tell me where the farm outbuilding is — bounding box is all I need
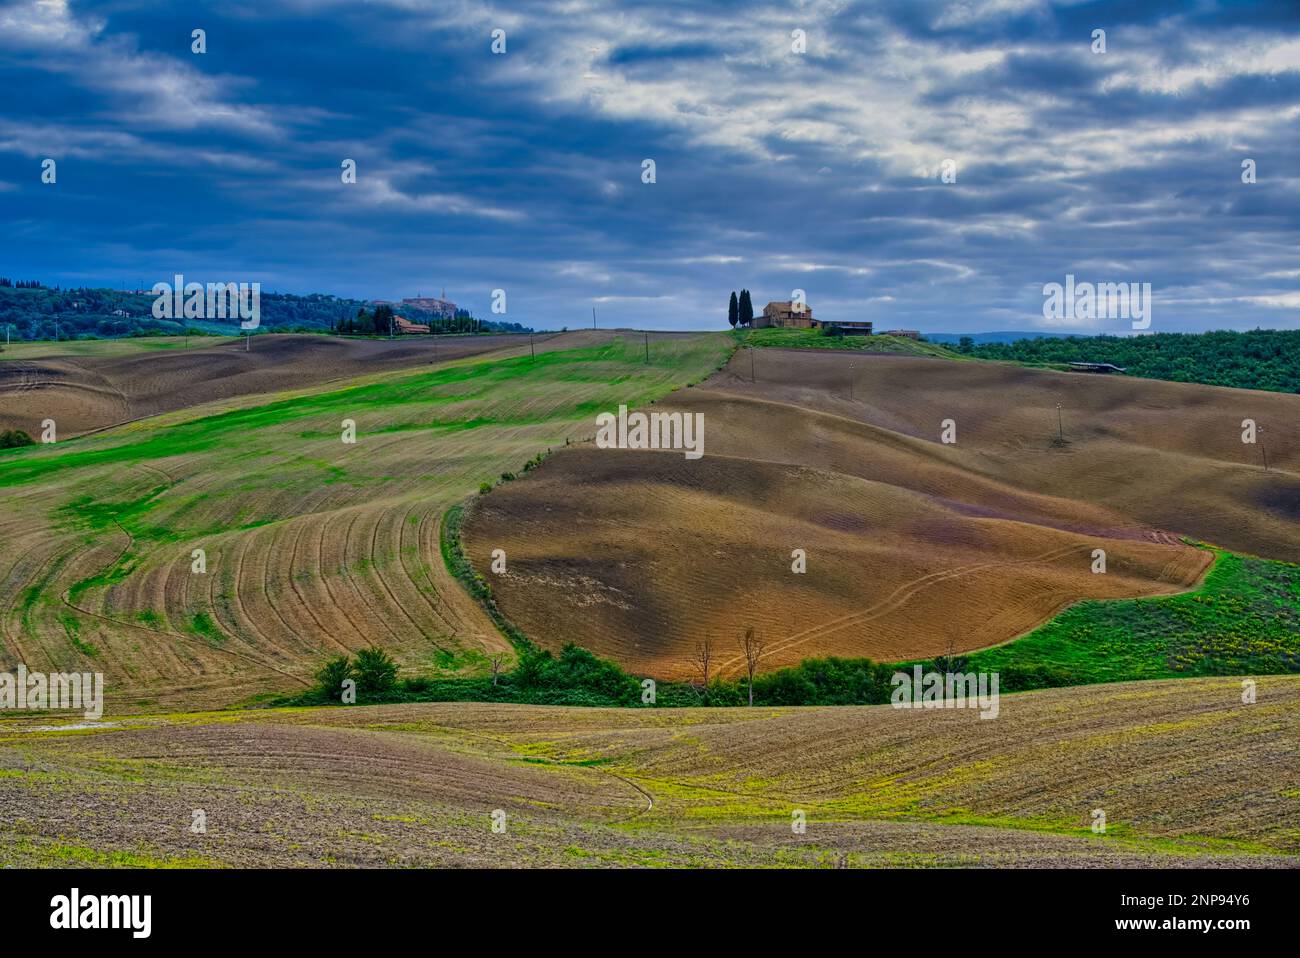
[757,300,815,328]
[1068,362,1126,374]
[393,315,431,334]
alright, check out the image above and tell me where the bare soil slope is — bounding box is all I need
[727,351,1300,562]
[464,350,1299,677]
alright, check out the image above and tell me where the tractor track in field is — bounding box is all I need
[449,726,658,824]
[716,543,1087,676]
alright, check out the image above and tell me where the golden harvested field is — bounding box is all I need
[1,677,1295,867]
[0,332,732,710]
[0,333,542,437]
[463,349,1299,677]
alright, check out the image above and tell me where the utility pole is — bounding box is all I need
[530,332,535,362]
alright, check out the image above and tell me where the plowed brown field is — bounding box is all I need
[0,333,543,437]
[463,349,1300,678]
[2,677,1295,867]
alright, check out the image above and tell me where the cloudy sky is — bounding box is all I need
[1,0,1298,332]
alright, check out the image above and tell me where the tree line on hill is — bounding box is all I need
[966,329,1300,394]
[331,303,506,336]
[727,289,755,328]
[0,282,531,341]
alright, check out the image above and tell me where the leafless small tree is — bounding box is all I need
[489,652,507,687]
[692,638,713,701]
[739,627,763,706]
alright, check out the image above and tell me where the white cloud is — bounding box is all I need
[1240,292,1300,309]
[0,0,277,137]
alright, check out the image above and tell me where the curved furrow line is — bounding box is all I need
[315,510,375,645]
[224,526,302,665]
[415,508,463,635]
[338,509,403,645]
[254,522,320,657]
[61,570,309,688]
[286,517,352,656]
[397,498,456,637]
[368,503,438,647]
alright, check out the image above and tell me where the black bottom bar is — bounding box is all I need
[3,867,1285,944]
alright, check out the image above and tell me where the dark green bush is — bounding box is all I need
[0,429,35,449]
[354,647,399,699]
[314,655,354,702]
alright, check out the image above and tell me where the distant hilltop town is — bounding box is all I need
[366,290,463,335]
[373,290,458,320]
[399,294,458,319]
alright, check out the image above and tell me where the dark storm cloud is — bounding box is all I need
[0,0,1296,331]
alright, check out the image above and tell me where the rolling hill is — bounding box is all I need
[463,348,1300,678]
[2,676,1295,867]
[0,332,731,710]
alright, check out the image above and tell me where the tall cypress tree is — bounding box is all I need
[728,291,739,328]
[739,289,754,327]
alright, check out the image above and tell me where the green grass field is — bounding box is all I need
[0,334,730,487]
[736,326,962,358]
[966,547,1300,687]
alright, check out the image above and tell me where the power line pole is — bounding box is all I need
[530,332,535,362]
